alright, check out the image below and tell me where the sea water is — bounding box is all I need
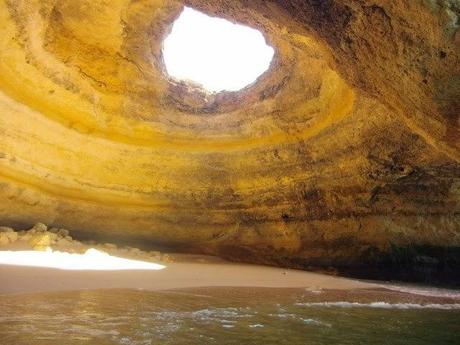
[1,287,459,345]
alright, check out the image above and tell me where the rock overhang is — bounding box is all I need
[0,0,459,283]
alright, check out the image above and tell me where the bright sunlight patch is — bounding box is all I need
[0,248,165,270]
[162,7,274,92]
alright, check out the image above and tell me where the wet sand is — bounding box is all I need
[0,259,375,295]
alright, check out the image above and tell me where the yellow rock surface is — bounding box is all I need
[0,0,458,274]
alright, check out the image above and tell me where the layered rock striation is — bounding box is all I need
[0,0,459,282]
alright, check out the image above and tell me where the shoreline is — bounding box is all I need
[1,225,459,301]
[0,224,377,296]
[0,260,376,295]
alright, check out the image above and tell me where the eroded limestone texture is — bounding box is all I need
[0,0,459,281]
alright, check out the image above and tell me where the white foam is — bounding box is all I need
[249,324,264,328]
[381,284,460,299]
[268,313,331,327]
[295,301,460,310]
[301,318,332,327]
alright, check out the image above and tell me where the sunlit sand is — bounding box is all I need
[0,248,165,271]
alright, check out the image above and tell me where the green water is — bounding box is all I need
[1,288,460,345]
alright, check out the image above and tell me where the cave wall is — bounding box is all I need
[0,0,459,278]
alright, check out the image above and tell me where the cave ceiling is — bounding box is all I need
[0,0,459,268]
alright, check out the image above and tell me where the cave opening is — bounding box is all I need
[162,7,274,93]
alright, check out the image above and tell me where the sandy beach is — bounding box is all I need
[0,258,375,295]
[0,225,376,295]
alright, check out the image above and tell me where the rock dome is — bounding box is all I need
[0,0,459,282]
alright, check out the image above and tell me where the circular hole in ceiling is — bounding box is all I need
[162,7,275,93]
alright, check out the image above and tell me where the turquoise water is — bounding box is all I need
[1,288,460,345]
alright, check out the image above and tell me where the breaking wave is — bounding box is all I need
[295,302,460,310]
